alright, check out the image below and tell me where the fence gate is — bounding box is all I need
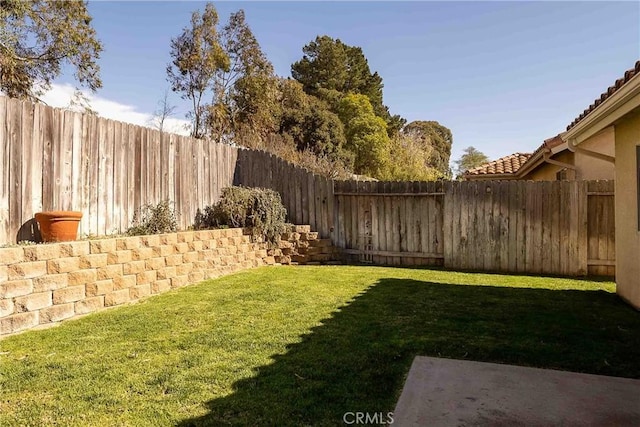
[334,181,445,266]
[586,180,615,276]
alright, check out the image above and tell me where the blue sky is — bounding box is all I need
[51,1,640,164]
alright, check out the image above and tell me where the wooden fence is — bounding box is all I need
[232,147,616,277]
[0,97,615,277]
[233,149,334,238]
[0,97,238,243]
[334,181,444,266]
[332,180,614,276]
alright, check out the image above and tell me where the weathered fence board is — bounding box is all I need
[0,98,9,242]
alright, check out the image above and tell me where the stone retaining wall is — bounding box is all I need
[1,225,339,337]
[0,225,341,337]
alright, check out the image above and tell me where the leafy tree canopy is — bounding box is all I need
[278,78,347,161]
[291,35,402,136]
[168,5,278,142]
[402,120,453,176]
[212,9,279,142]
[0,0,102,99]
[337,94,390,179]
[454,146,490,177]
[387,133,442,181]
[167,3,228,138]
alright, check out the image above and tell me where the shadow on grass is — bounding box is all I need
[178,279,640,426]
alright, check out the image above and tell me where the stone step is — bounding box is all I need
[267,248,283,257]
[309,238,332,248]
[295,240,310,249]
[278,240,293,249]
[306,247,334,256]
[291,255,308,263]
[275,255,292,264]
[307,254,335,262]
[294,225,311,233]
[300,232,319,241]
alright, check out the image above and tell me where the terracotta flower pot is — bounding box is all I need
[35,211,83,243]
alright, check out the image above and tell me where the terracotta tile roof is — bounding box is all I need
[543,134,564,149]
[465,153,532,176]
[528,133,565,160]
[567,60,640,131]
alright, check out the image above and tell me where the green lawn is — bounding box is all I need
[1,266,639,426]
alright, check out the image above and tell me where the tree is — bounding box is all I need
[167,3,228,138]
[216,10,279,144]
[0,0,102,99]
[402,121,453,175]
[291,35,402,136]
[387,133,442,181]
[148,89,177,133]
[67,89,97,116]
[386,113,407,138]
[455,146,489,177]
[277,78,347,160]
[337,94,390,179]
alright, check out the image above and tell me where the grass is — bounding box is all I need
[1,266,639,426]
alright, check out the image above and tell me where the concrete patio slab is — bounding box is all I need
[393,356,640,427]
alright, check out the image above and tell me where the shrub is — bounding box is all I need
[127,200,178,236]
[196,187,287,244]
[194,205,217,231]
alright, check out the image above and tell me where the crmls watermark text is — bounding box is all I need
[343,412,394,425]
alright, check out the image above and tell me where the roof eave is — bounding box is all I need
[564,73,640,146]
[514,151,546,178]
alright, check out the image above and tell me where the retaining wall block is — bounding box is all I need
[48,257,81,274]
[116,236,141,250]
[79,254,108,269]
[89,239,117,254]
[15,291,52,312]
[23,245,60,261]
[75,296,105,315]
[4,311,39,332]
[104,289,130,307]
[33,274,69,292]
[96,264,123,280]
[107,250,133,265]
[0,248,25,266]
[86,279,114,297]
[0,279,34,299]
[113,275,136,290]
[0,298,15,317]
[40,304,74,323]
[68,269,98,286]
[8,261,47,280]
[53,285,85,304]
[58,241,90,257]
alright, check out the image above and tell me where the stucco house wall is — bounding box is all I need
[562,60,640,309]
[521,151,575,181]
[614,111,640,308]
[576,127,616,180]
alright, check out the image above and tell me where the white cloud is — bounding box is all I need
[40,83,191,136]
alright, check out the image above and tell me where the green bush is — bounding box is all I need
[194,205,217,231]
[127,200,178,236]
[195,187,287,243]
